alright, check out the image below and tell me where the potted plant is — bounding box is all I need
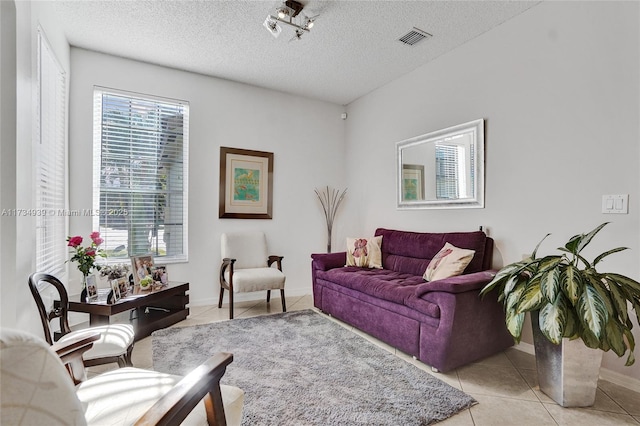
[480,223,640,407]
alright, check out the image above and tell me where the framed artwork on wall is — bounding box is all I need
[402,164,425,201]
[219,146,274,219]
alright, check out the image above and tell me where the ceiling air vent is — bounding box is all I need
[398,27,432,46]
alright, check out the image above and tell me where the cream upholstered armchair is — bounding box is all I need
[219,231,286,319]
[0,328,244,425]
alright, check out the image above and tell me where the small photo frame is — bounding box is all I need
[108,279,121,304]
[151,265,169,286]
[86,275,98,302]
[117,277,129,297]
[131,254,155,285]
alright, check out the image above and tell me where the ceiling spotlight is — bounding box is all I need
[304,17,315,29]
[291,29,304,42]
[277,7,288,19]
[263,15,282,38]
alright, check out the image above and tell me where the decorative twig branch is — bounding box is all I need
[314,186,347,253]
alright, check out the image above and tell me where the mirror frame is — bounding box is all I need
[396,119,485,210]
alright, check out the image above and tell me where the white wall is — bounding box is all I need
[344,2,640,380]
[1,1,70,334]
[1,0,18,329]
[68,49,346,308]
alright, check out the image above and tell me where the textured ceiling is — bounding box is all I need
[52,1,539,105]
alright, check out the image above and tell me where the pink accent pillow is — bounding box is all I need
[345,236,383,269]
[423,242,475,281]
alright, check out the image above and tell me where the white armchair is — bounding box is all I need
[0,328,244,425]
[219,231,286,319]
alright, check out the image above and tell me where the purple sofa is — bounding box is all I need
[311,228,513,372]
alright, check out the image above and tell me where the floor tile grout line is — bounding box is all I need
[504,342,637,421]
[597,387,633,416]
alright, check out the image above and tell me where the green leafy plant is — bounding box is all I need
[480,223,640,366]
[139,276,153,288]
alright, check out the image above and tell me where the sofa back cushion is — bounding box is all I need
[374,228,489,276]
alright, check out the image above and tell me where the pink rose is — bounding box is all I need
[67,236,83,247]
[90,232,103,245]
[85,249,96,257]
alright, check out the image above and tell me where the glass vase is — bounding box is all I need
[80,274,88,302]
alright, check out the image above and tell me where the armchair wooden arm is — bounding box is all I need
[134,352,234,426]
[52,332,100,384]
[220,258,236,293]
[267,255,284,271]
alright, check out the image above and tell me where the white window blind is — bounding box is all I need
[35,28,66,277]
[93,88,189,263]
[435,144,459,199]
[436,135,474,200]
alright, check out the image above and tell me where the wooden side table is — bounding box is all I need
[67,281,189,341]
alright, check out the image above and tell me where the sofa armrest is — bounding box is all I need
[311,252,346,271]
[414,270,498,297]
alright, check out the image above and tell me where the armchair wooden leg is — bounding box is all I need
[266,290,271,303]
[117,353,132,368]
[229,291,234,320]
[118,344,134,367]
[218,287,225,309]
[281,289,286,312]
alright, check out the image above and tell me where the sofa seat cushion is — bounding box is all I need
[316,268,440,318]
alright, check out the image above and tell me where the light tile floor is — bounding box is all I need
[90,295,640,425]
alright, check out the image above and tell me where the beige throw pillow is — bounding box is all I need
[423,242,475,282]
[345,236,383,269]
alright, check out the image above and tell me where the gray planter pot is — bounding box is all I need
[531,311,604,407]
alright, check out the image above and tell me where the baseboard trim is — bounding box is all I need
[599,367,640,393]
[189,287,311,307]
[513,342,640,393]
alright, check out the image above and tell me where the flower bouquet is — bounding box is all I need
[67,232,106,300]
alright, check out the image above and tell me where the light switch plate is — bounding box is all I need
[602,194,628,214]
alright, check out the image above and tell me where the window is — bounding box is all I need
[93,88,189,263]
[35,28,66,276]
[435,135,473,200]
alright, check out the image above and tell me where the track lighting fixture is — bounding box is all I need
[263,0,317,40]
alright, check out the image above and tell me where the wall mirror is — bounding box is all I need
[396,119,484,209]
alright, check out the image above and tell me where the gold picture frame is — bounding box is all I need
[219,147,274,219]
